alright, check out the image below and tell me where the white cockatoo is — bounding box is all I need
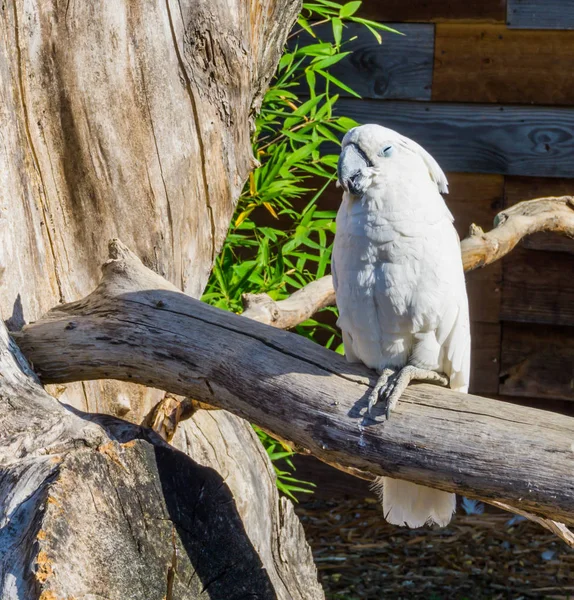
[332,124,470,528]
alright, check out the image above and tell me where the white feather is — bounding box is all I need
[333,124,470,528]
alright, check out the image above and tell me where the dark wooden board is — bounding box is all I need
[504,176,574,254]
[467,265,502,325]
[291,455,375,501]
[470,322,501,395]
[291,23,434,100]
[335,98,574,178]
[447,173,504,238]
[491,393,574,416]
[507,0,574,30]
[447,173,504,324]
[502,246,574,326]
[356,0,505,23]
[500,322,574,401]
[434,25,574,104]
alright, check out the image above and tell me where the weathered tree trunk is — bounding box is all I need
[0,0,325,598]
[0,319,321,598]
[1,0,298,417]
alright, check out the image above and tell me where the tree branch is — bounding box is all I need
[242,196,574,329]
[12,240,574,528]
[461,196,574,270]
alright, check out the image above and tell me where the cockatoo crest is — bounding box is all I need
[338,124,448,196]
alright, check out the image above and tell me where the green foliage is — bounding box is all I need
[202,0,392,499]
[253,426,316,501]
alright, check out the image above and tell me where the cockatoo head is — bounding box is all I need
[337,124,448,197]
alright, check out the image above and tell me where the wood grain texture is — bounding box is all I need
[0,317,324,600]
[502,246,574,326]
[500,322,574,401]
[356,0,506,23]
[507,0,574,30]
[335,99,574,178]
[292,23,434,100]
[0,0,300,420]
[505,177,574,253]
[434,25,574,104]
[13,241,574,525]
[0,1,328,596]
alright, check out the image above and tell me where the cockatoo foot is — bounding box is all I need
[367,368,396,414]
[382,366,449,419]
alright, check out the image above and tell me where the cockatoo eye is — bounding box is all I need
[379,145,394,157]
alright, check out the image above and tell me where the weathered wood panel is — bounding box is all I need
[447,174,505,237]
[357,0,505,23]
[502,247,574,326]
[505,176,574,253]
[335,99,574,178]
[292,23,434,100]
[444,173,504,324]
[466,266,502,325]
[507,0,574,30]
[500,322,574,401]
[470,322,501,395]
[434,25,574,104]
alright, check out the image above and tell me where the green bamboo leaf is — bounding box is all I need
[282,140,322,167]
[268,450,296,461]
[296,15,316,38]
[316,68,361,98]
[350,17,404,35]
[311,51,351,71]
[332,16,343,45]
[295,42,334,57]
[336,116,360,130]
[316,123,341,145]
[305,68,316,97]
[339,1,361,18]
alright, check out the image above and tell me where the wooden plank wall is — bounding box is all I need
[303,1,574,408]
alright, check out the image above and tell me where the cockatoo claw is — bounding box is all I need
[368,366,450,419]
[384,366,450,418]
[367,367,396,415]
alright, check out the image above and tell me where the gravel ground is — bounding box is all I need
[295,498,574,600]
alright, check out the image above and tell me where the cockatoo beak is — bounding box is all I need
[337,143,369,196]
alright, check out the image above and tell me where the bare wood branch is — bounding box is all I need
[242,196,574,329]
[13,240,574,527]
[461,196,574,270]
[242,276,336,328]
[1,312,324,599]
[489,501,574,548]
